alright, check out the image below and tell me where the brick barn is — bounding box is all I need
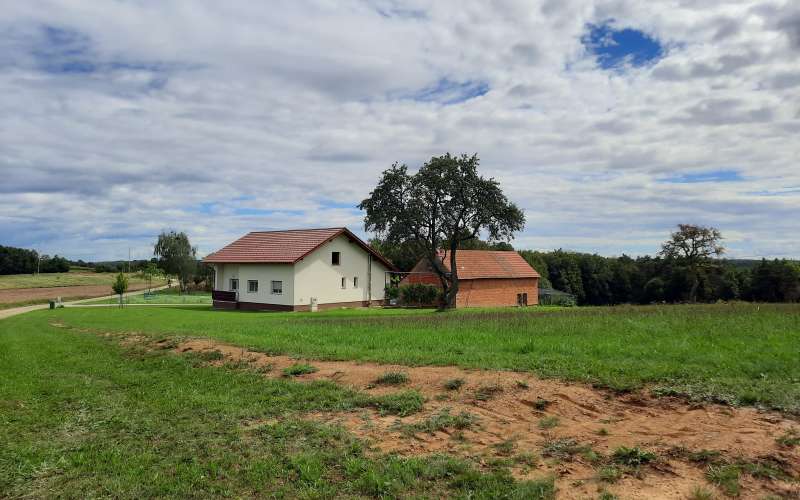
[401,250,540,308]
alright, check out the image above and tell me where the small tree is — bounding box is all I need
[141,262,159,293]
[660,224,724,302]
[112,272,129,308]
[360,153,524,309]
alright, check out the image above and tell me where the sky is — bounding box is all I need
[1,0,798,262]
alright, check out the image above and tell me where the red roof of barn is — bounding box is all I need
[202,227,395,269]
[436,250,540,279]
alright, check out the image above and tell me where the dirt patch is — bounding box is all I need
[0,283,151,305]
[149,337,799,498]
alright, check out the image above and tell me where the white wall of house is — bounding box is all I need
[216,262,295,306]
[294,234,389,306]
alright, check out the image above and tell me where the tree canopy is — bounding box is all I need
[154,231,197,291]
[660,224,724,302]
[360,153,524,308]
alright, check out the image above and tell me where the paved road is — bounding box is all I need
[0,285,175,320]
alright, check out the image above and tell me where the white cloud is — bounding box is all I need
[0,0,798,260]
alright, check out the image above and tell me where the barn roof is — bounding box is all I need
[437,250,540,279]
[202,227,395,269]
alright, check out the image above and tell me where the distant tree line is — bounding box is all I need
[517,251,799,305]
[0,246,70,274]
[372,226,800,305]
[1,237,214,292]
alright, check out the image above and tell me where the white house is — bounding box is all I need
[203,227,395,311]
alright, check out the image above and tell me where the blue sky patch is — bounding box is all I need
[34,25,95,74]
[583,22,664,70]
[319,199,358,210]
[404,78,489,105]
[660,169,744,184]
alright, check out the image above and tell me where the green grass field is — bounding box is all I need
[83,287,211,305]
[0,311,553,498]
[20,303,800,412]
[0,271,161,290]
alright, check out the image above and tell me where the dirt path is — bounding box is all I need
[0,285,172,320]
[163,337,800,499]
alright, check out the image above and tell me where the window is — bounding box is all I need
[353,276,358,288]
[341,277,346,289]
[230,278,239,291]
[271,280,283,295]
[331,251,340,265]
[247,280,258,293]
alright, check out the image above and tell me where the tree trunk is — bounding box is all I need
[688,268,699,303]
[442,242,459,310]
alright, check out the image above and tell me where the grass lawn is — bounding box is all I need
[0,313,553,498]
[83,287,211,305]
[0,271,164,290]
[31,303,800,412]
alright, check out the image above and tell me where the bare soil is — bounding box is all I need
[135,335,800,498]
[0,283,151,304]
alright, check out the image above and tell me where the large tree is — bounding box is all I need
[659,224,725,302]
[154,231,197,292]
[359,153,525,309]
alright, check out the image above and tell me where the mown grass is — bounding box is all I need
[0,314,553,498]
[82,287,211,305]
[34,303,800,411]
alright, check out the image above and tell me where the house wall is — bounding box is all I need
[294,234,389,307]
[216,262,295,306]
[455,277,539,308]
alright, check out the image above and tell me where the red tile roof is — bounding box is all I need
[202,227,395,269]
[437,250,540,279]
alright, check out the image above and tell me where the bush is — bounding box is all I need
[384,285,400,301]
[282,363,318,377]
[398,283,440,307]
[373,371,409,385]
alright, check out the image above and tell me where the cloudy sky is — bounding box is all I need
[1,0,798,261]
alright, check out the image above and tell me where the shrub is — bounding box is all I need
[282,363,318,377]
[705,464,740,496]
[538,416,559,429]
[611,447,656,467]
[474,384,503,401]
[384,286,400,301]
[398,283,441,307]
[367,390,425,416]
[444,378,465,391]
[374,371,409,385]
[541,438,587,460]
[597,465,621,483]
[688,486,714,500]
[403,409,478,435]
[776,428,800,447]
[197,350,225,362]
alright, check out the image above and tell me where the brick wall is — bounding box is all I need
[456,277,539,308]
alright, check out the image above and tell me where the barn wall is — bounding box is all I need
[456,277,539,308]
